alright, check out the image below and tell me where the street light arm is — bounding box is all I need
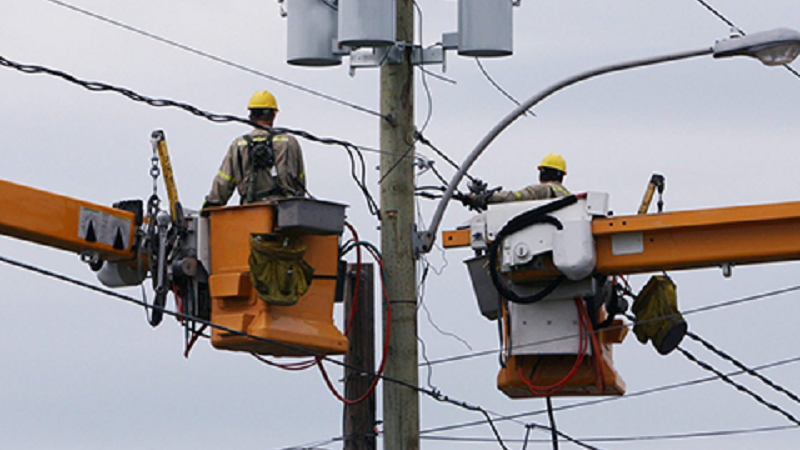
[418,46,714,254]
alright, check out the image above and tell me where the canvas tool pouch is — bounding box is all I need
[632,275,687,355]
[248,233,314,306]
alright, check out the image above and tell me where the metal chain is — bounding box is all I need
[148,147,161,219]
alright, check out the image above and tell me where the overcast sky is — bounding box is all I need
[1,0,800,449]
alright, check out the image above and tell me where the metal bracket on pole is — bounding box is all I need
[348,45,403,76]
[413,225,434,259]
[348,37,455,76]
[411,46,445,66]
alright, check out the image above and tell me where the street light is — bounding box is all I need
[714,27,800,66]
[417,27,800,254]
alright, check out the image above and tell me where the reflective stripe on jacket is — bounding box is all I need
[488,181,570,204]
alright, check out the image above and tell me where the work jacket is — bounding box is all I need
[488,181,570,204]
[206,128,306,206]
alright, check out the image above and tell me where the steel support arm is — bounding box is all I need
[0,179,137,261]
[443,200,800,277]
[593,200,800,275]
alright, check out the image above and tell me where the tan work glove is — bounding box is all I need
[632,275,687,355]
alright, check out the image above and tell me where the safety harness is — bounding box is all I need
[242,133,283,203]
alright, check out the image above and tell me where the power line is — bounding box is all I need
[417,66,457,85]
[475,58,536,117]
[0,54,382,218]
[686,331,800,407]
[421,353,800,435]
[420,424,799,444]
[0,254,512,450]
[421,284,800,369]
[42,0,388,120]
[677,346,800,426]
[416,130,479,184]
[414,0,434,135]
[41,0,466,195]
[693,0,741,32]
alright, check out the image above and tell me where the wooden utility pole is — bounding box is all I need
[380,0,419,449]
[343,263,376,450]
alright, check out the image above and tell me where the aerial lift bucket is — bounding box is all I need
[497,318,628,398]
[207,201,348,357]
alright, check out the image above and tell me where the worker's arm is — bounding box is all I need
[278,134,306,197]
[488,183,552,204]
[206,139,241,206]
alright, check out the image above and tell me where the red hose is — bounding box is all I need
[317,245,392,405]
[518,298,590,396]
[252,352,317,371]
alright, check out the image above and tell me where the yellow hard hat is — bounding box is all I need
[248,90,279,111]
[538,153,567,175]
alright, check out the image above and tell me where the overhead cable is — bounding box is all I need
[414,0,434,135]
[420,424,799,443]
[0,55,381,218]
[42,0,388,120]
[421,353,800,436]
[677,346,800,426]
[416,131,479,184]
[421,284,800,369]
[475,58,536,117]
[0,254,510,450]
[686,331,800,406]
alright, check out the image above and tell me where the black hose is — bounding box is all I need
[487,195,579,305]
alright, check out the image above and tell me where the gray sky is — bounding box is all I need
[1,0,800,449]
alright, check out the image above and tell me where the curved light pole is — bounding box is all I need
[417,27,800,254]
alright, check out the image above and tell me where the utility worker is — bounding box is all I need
[462,153,570,210]
[204,90,306,207]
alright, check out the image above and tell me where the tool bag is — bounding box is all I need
[248,233,314,306]
[632,275,687,355]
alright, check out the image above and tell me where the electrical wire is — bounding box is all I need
[517,298,590,396]
[269,437,343,450]
[417,66,457,85]
[677,345,800,426]
[420,424,799,443]
[417,335,437,392]
[686,331,800,406]
[475,58,536,117]
[546,397,559,450]
[317,241,391,406]
[421,283,800,369]
[691,0,800,79]
[421,354,800,436]
[342,222,362,336]
[0,253,507,447]
[413,1,434,136]
[42,0,388,120]
[0,55,381,218]
[415,130,479,184]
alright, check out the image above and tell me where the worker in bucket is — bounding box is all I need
[204,89,306,207]
[461,152,570,211]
